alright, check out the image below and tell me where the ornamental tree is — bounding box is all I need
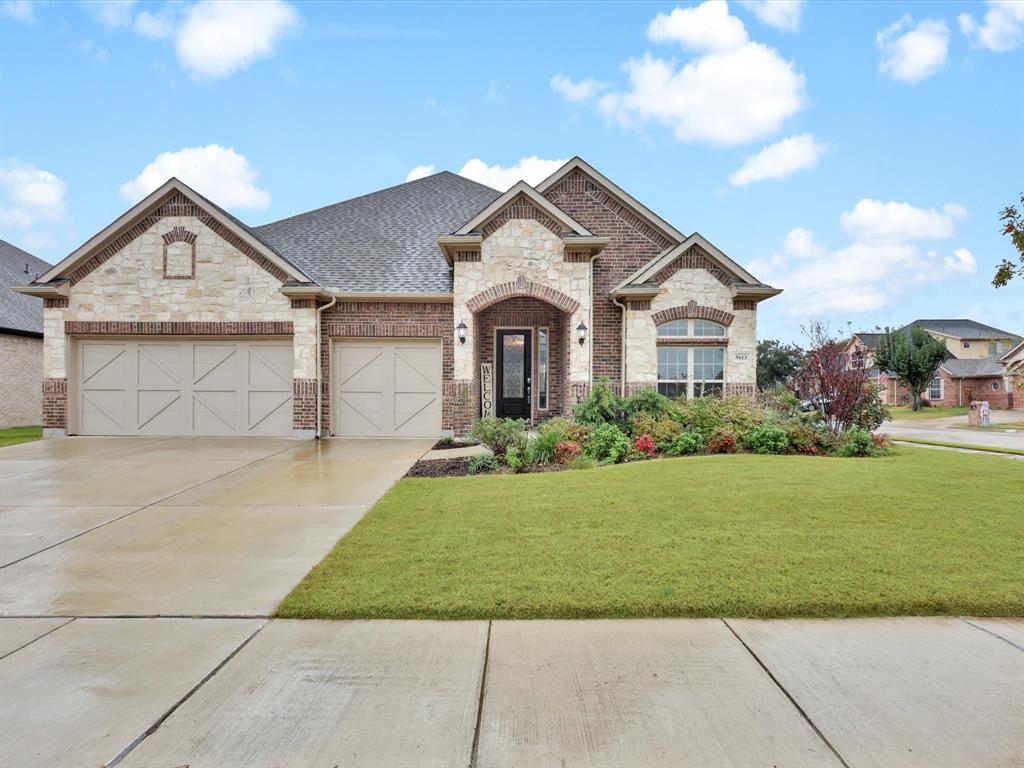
[873,325,949,411]
[798,322,875,436]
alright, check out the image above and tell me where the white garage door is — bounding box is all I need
[74,339,293,436]
[334,339,442,438]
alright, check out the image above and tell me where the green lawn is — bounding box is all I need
[888,406,969,420]
[0,426,42,448]
[891,437,1024,456]
[952,422,1024,431]
[277,447,1024,620]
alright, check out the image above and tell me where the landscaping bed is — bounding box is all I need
[277,446,1024,620]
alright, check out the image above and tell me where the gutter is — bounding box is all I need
[315,295,337,439]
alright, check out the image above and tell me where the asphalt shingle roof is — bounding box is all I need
[941,354,1007,378]
[903,319,1019,340]
[853,332,883,350]
[0,240,50,335]
[253,172,501,293]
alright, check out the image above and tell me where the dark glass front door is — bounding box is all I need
[495,330,531,418]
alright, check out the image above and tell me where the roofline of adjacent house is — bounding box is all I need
[36,178,312,285]
[1000,339,1024,362]
[453,181,593,237]
[938,363,1006,379]
[0,326,43,338]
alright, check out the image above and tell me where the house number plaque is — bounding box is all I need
[480,363,494,417]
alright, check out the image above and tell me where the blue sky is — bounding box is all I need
[1,0,1022,344]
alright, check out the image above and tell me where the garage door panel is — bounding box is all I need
[75,339,292,437]
[335,340,441,438]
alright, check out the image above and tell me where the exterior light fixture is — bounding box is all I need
[456,320,468,345]
[577,321,588,346]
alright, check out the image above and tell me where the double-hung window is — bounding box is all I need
[656,318,726,399]
[927,376,942,400]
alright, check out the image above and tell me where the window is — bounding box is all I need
[658,346,724,399]
[991,381,1000,392]
[692,319,726,337]
[927,376,942,400]
[656,319,688,337]
[963,341,971,349]
[537,328,549,410]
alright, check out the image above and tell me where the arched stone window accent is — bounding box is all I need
[162,226,198,279]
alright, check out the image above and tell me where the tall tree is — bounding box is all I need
[756,339,806,390]
[873,325,949,411]
[992,192,1024,287]
[798,323,874,436]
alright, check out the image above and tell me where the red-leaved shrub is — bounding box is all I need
[871,432,891,450]
[706,427,738,454]
[634,433,657,457]
[554,440,582,464]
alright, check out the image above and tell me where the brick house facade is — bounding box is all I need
[15,158,781,438]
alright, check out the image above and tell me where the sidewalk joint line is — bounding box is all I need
[103,618,269,768]
[0,617,75,660]
[959,617,1024,652]
[722,619,851,768]
[469,620,493,768]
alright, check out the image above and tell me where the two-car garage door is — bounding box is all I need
[73,339,293,436]
[334,339,442,438]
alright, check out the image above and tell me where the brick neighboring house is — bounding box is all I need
[14,157,781,438]
[846,319,1023,410]
[0,240,51,429]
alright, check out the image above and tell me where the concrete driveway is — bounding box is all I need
[0,436,432,616]
[886,409,1024,453]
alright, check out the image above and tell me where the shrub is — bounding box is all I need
[467,454,500,474]
[706,427,738,454]
[505,446,526,472]
[783,421,836,456]
[622,388,671,419]
[871,432,891,452]
[538,416,593,447]
[587,423,632,464]
[629,412,683,447]
[666,429,705,456]
[633,433,657,457]
[743,423,789,454]
[567,455,597,471]
[760,385,802,419]
[575,382,626,428]
[853,383,890,432]
[838,426,877,457]
[554,440,582,464]
[674,396,764,435]
[469,417,528,457]
[526,430,561,466]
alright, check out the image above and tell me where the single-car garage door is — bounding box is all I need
[73,339,293,436]
[334,339,442,438]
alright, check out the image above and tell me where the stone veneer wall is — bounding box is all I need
[454,219,591,405]
[0,334,43,428]
[624,267,757,391]
[474,296,569,421]
[542,169,675,389]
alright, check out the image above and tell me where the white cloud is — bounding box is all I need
[175,0,300,79]
[405,164,436,182]
[455,157,568,191]
[748,199,976,317]
[134,8,176,39]
[76,38,110,63]
[840,199,965,243]
[647,1,749,52]
[959,0,1024,52]
[728,133,825,186]
[598,44,805,145]
[0,0,36,22]
[119,144,271,208]
[737,0,804,33]
[84,0,136,30]
[877,15,949,83]
[0,159,67,229]
[550,73,607,103]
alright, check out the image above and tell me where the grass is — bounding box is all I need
[891,437,1024,456]
[277,447,1024,620]
[888,406,969,421]
[0,426,42,448]
[951,422,1024,431]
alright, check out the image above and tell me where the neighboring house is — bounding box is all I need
[0,240,51,428]
[847,320,1023,409]
[14,157,780,438]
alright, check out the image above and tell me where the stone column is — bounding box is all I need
[291,301,318,437]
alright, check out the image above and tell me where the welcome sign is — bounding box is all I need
[480,363,494,418]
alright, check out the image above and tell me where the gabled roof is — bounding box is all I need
[37,178,310,285]
[1000,339,1024,362]
[903,319,1019,341]
[0,240,50,335]
[536,156,687,245]
[940,354,1007,378]
[851,332,884,350]
[257,172,500,294]
[453,181,592,236]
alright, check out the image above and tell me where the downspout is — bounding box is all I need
[315,295,337,439]
[611,295,627,397]
[588,250,600,388]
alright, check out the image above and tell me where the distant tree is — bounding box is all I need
[797,322,875,436]
[992,192,1024,287]
[873,325,948,411]
[756,339,806,391]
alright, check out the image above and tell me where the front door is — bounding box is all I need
[495,330,531,419]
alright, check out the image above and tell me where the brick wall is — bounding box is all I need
[292,378,317,431]
[0,334,43,428]
[475,296,569,420]
[42,377,67,430]
[543,169,674,388]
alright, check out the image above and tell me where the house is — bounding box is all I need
[0,240,51,429]
[847,319,1023,409]
[13,157,780,439]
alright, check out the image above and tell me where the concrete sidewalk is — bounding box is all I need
[1,616,1020,767]
[885,410,1024,453]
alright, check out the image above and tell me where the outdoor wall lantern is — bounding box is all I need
[577,321,588,346]
[456,320,468,345]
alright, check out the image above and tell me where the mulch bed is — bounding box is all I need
[405,457,570,479]
[431,438,478,450]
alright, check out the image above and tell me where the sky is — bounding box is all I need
[1,0,1022,344]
